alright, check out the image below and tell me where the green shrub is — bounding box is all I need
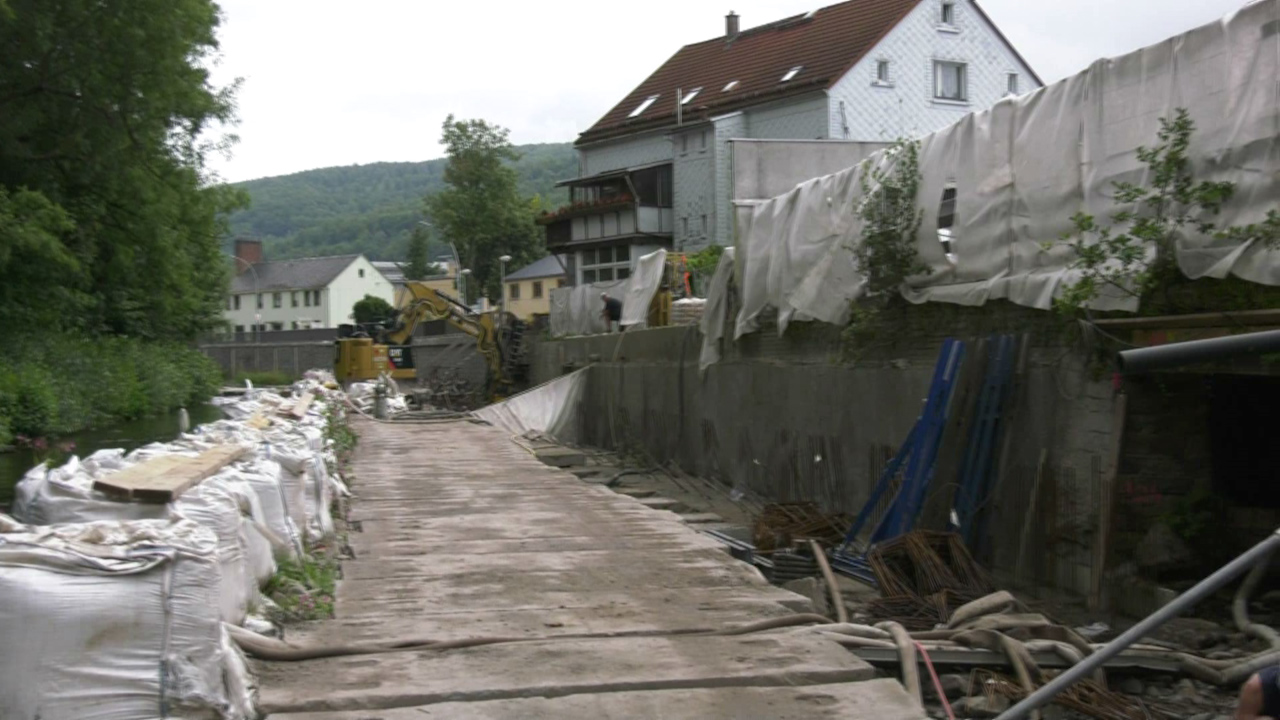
[0,333,223,439]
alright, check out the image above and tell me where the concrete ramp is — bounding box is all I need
[258,419,921,718]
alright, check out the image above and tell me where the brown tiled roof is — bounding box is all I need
[578,0,922,145]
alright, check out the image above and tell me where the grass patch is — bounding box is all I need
[231,370,295,387]
[263,554,338,622]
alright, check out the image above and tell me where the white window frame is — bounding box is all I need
[940,1,957,27]
[578,246,632,285]
[780,66,803,82]
[874,59,892,86]
[723,80,740,92]
[933,60,968,103]
[681,87,702,105]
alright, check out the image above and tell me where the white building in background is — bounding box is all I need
[543,0,1041,283]
[223,239,394,332]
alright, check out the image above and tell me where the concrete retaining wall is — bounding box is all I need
[529,301,1120,599]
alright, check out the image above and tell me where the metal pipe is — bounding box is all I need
[1117,329,1280,373]
[997,529,1280,720]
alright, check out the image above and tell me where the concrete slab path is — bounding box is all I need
[258,419,921,718]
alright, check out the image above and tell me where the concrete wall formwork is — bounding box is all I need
[199,342,335,380]
[529,301,1118,599]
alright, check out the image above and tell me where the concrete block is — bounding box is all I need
[265,680,924,719]
[256,634,877,715]
[535,447,586,468]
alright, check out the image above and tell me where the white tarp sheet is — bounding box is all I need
[0,516,255,720]
[473,368,588,444]
[735,0,1280,338]
[699,247,737,373]
[550,249,668,336]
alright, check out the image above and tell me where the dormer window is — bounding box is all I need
[780,66,803,82]
[723,80,740,92]
[629,94,659,118]
[681,87,703,105]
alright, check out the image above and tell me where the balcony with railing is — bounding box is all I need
[540,163,673,250]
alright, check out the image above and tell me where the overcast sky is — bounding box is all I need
[204,0,1252,183]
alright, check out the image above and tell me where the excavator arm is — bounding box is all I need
[382,283,518,399]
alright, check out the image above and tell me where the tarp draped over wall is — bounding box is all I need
[735,0,1280,340]
[550,250,668,336]
[473,368,588,444]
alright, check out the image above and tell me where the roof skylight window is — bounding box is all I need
[629,94,660,118]
[681,87,703,105]
[781,66,803,82]
[723,80,740,92]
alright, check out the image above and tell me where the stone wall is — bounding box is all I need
[530,300,1120,598]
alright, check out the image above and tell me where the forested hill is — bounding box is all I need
[229,142,576,261]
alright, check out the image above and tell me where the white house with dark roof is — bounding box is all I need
[224,239,395,332]
[543,0,1040,283]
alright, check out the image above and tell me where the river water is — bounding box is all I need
[0,403,226,507]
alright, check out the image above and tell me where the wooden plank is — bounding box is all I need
[285,392,314,419]
[247,413,272,430]
[92,444,250,503]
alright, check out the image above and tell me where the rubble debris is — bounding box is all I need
[969,668,1169,720]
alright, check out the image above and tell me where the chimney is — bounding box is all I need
[726,11,739,39]
[233,238,263,274]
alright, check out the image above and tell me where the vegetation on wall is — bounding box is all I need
[841,139,928,358]
[1057,109,1280,317]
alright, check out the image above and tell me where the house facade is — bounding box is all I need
[503,255,568,322]
[224,239,395,332]
[543,0,1040,284]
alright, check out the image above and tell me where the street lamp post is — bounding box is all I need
[498,254,512,321]
[460,268,472,311]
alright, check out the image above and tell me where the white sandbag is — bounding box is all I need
[0,516,254,720]
[172,480,259,624]
[226,458,303,561]
[11,458,166,526]
[305,458,335,540]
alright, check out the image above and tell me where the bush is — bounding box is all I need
[0,333,222,439]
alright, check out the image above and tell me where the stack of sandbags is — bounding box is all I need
[0,516,255,720]
[671,297,707,326]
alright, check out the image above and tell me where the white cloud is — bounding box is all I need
[205,0,1252,183]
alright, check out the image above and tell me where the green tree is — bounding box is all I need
[405,224,432,280]
[0,0,245,340]
[424,116,542,302]
[352,294,395,325]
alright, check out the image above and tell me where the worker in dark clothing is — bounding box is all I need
[1236,666,1280,720]
[601,292,622,333]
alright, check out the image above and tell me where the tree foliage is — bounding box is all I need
[228,144,575,262]
[424,116,544,302]
[1058,109,1280,314]
[405,224,432,280]
[351,294,395,325]
[0,0,245,340]
[853,139,927,298]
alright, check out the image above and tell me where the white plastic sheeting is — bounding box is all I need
[0,516,255,720]
[699,247,737,373]
[549,249,669,336]
[473,368,588,444]
[735,0,1280,339]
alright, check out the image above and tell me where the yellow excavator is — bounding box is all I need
[334,283,526,400]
